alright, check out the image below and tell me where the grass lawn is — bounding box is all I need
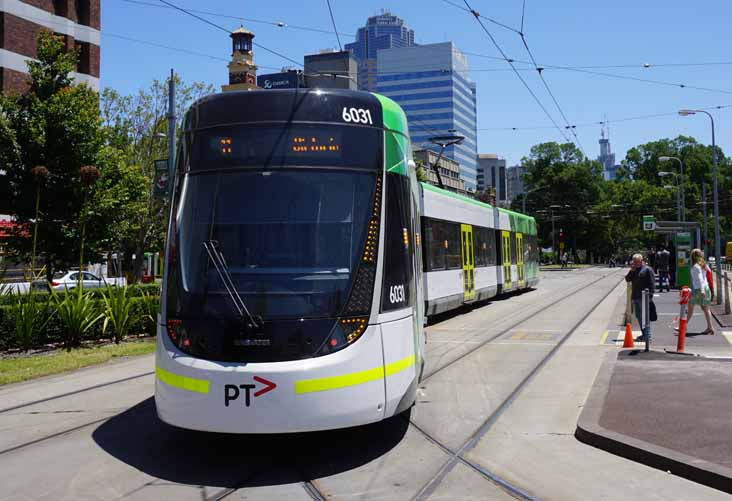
[0,340,156,386]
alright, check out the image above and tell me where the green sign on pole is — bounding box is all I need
[643,215,656,231]
[153,159,169,198]
[675,231,692,288]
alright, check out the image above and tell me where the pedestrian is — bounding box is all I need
[609,256,616,268]
[625,253,655,342]
[685,248,715,335]
[561,251,568,269]
[656,246,671,292]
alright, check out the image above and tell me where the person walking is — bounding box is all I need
[656,246,671,292]
[686,248,715,335]
[560,251,568,269]
[625,253,655,342]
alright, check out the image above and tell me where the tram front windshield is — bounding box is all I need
[176,168,375,320]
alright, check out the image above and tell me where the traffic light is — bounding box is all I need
[559,229,564,241]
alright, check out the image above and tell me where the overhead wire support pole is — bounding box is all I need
[167,68,175,198]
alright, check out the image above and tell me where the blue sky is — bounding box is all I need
[101,0,732,166]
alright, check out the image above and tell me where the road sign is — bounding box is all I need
[643,215,656,231]
[154,159,169,198]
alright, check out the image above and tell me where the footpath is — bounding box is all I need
[577,281,732,495]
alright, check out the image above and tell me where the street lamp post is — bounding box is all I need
[659,174,681,222]
[679,109,721,304]
[659,156,684,221]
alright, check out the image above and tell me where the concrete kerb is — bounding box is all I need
[575,350,732,495]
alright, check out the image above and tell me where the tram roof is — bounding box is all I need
[184,88,407,132]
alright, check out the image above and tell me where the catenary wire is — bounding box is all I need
[324,0,343,51]
[458,0,573,145]
[155,0,303,67]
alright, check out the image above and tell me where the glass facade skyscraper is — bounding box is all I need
[344,11,415,91]
[377,42,479,190]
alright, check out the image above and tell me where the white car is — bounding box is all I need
[34,271,125,291]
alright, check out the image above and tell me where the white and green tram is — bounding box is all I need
[156,88,537,433]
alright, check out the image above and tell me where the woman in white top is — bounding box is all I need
[687,248,715,335]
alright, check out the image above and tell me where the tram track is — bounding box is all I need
[409,270,624,500]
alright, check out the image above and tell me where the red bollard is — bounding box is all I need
[677,286,691,352]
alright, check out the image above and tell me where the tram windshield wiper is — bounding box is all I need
[202,240,264,333]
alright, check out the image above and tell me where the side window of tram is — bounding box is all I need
[381,172,415,312]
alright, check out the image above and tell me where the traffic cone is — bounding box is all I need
[622,323,635,348]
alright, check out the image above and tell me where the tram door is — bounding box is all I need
[461,224,476,301]
[501,231,512,290]
[516,233,525,287]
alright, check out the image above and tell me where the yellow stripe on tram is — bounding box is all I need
[294,354,416,395]
[156,366,210,394]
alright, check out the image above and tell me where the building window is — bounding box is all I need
[75,0,90,26]
[75,41,90,74]
[53,0,67,17]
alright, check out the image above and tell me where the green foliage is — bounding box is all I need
[138,288,160,335]
[0,283,159,306]
[10,291,53,351]
[99,76,214,282]
[51,287,104,348]
[101,285,134,344]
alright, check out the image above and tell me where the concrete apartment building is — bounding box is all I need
[304,50,357,90]
[412,148,467,195]
[1,0,100,93]
[506,164,526,202]
[477,154,507,204]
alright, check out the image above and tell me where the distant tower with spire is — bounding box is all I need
[222,26,258,92]
[598,120,618,180]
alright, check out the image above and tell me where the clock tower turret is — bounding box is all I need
[222,25,258,91]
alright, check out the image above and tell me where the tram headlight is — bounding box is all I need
[317,317,368,355]
[166,318,191,349]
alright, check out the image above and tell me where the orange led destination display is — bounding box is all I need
[291,134,341,154]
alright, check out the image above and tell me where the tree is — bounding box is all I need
[100,76,214,281]
[0,32,108,279]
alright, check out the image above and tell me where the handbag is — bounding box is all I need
[649,301,658,322]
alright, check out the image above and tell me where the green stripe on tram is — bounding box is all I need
[373,93,410,176]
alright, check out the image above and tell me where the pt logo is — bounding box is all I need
[224,376,276,407]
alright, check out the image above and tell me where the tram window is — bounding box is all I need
[510,232,517,264]
[445,223,462,270]
[381,172,414,312]
[423,218,447,271]
[473,227,490,267]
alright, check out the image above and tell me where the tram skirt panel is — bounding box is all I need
[154,324,388,433]
[380,314,418,417]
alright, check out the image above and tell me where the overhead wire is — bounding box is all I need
[155,0,303,67]
[458,0,572,145]
[324,0,343,51]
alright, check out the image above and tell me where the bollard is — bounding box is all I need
[717,268,723,306]
[677,286,691,353]
[642,288,650,352]
[625,282,633,326]
[725,272,731,315]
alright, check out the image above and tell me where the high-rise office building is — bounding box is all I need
[304,50,357,90]
[598,124,619,180]
[1,0,100,94]
[345,11,415,91]
[477,154,507,204]
[506,164,526,202]
[377,42,478,190]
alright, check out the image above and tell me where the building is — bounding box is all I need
[477,154,507,204]
[377,42,478,190]
[257,69,305,89]
[345,11,416,91]
[303,50,357,90]
[506,164,526,202]
[412,149,467,194]
[1,0,100,94]
[222,26,257,92]
[598,123,619,181]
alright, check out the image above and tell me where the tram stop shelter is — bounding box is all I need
[643,216,701,288]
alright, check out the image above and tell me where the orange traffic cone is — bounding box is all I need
[622,323,635,348]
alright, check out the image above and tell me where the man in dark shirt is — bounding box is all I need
[625,254,655,342]
[656,246,671,292]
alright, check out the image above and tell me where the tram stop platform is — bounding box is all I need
[577,286,732,495]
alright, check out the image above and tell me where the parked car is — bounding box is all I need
[32,271,126,291]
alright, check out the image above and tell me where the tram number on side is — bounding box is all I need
[389,284,406,305]
[341,107,373,125]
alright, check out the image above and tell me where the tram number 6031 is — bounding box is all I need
[342,107,373,125]
[389,284,405,304]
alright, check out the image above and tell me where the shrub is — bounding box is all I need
[52,287,104,348]
[138,287,160,335]
[101,285,134,344]
[0,283,160,306]
[10,291,54,351]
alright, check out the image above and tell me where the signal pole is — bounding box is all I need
[168,69,176,196]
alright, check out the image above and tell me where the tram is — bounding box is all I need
[156,89,537,434]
